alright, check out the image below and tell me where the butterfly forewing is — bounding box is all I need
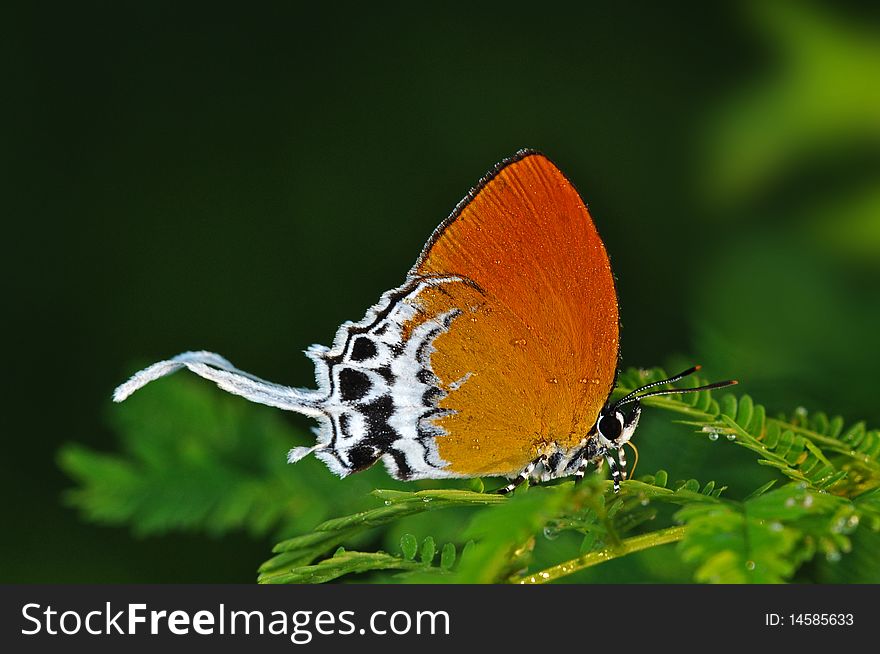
[407,151,619,476]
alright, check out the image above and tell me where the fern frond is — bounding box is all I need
[260,550,430,584]
[258,489,503,582]
[676,483,860,583]
[260,474,729,584]
[615,368,880,496]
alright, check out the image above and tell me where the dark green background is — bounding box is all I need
[5,1,879,582]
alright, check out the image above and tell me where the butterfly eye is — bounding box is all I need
[598,412,623,441]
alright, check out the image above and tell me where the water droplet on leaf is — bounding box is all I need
[543,526,560,541]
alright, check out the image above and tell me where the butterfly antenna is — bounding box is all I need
[613,366,701,408]
[613,366,737,409]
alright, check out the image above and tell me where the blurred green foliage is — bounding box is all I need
[59,379,409,539]
[6,1,880,582]
[705,2,880,205]
[694,0,880,422]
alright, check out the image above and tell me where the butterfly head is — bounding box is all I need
[594,366,738,451]
[595,407,636,451]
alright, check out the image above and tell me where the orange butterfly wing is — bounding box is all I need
[407,151,619,476]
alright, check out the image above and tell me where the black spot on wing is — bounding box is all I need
[338,368,371,402]
[338,413,352,438]
[347,444,381,472]
[387,448,414,480]
[374,365,395,384]
[350,336,378,362]
[358,395,398,449]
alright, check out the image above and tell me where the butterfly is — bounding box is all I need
[114,150,735,493]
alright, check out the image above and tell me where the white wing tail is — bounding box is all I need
[112,350,324,416]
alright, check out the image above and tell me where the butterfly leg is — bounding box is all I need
[605,452,623,492]
[618,445,628,480]
[573,445,624,492]
[499,456,547,494]
[498,462,534,494]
